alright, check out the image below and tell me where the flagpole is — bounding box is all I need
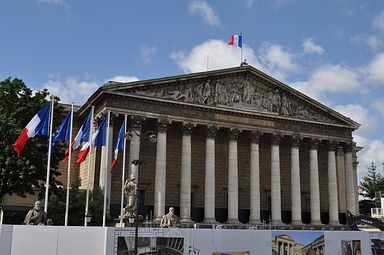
[64,103,74,226]
[119,115,128,227]
[44,96,55,213]
[84,106,94,226]
[102,110,111,227]
[240,32,243,64]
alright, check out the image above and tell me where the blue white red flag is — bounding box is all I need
[76,115,107,164]
[110,120,125,172]
[65,111,91,161]
[52,110,72,143]
[12,103,51,156]
[228,34,243,48]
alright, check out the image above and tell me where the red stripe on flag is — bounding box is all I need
[76,146,90,164]
[12,128,29,156]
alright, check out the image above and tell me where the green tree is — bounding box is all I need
[360,162,384,199]
[0,78,64,206]
[359,162,384,215]
[49,179,103,226]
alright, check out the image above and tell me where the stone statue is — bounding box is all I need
[160,207,180,228]
[124,175,137,216]
[23,201,47,225]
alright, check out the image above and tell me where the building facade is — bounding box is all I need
[73,65,359,225]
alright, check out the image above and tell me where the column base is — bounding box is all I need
[310,220,323,226]
[226,218,240,224]
[291,220,304,226]
[152,217,162,224]
[327,221,340,226]
[271,220,284,226]
[203,218,218,224]
[249,219,262,225]
[180,217,194,224]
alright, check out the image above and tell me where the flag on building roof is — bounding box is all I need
[76,115,107,164]
[228,34,243,48]
[110,120,125,172]
[65,111,91,161]
[12,103,51,156]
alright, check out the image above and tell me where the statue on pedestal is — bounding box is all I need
[160,207,180,228]
[124,175,137,217]
[23,201,47,225]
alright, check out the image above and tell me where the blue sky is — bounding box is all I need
[1,0,384,182]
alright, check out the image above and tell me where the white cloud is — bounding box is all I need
[37,0,65,5]
[354,135,384,181]
[189,0,220,27]
[373,11,384,32]
[366,53,384,84]
[367,35,382,51]
[245,0,254,7]
[140,45,157,63]
[171,39,260,73]
[43,76,99,105]
[373,100,384,117]
[302,38,325,55]
[108,76,139,83]
[334,104,377,136]
[258,43,299,80]
[308,64,361,94]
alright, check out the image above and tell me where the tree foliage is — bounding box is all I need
[49,179,103,226]
[359,162,384,199]
[0,78,65,205]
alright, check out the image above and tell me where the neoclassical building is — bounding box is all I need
[74,65,359,225]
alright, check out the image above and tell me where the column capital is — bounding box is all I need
[343,142,354,153]
[182,122,194,136]
[157,119,169,133]
[327,140,338,151]
[251,131,263,143]
[271,133,282,145]
[310,138,320,149]
[130,116,144,129]
[229,128,240,140]
[206,125,218,138]
[290,136,302,147]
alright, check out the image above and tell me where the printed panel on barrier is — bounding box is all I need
[272,230,324,255]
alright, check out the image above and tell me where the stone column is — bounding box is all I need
[328,140,339,225]
[204,126,217,223]
[336,146,346,213]
[180,123,193,223]
[310,138,321,225]
[271,134,282,225]
[290,136,303,225]
[249,131,262,224]
[153,120,169,222]
[128,116,142,179]
[345,142,356,213]
[227,128,240,224]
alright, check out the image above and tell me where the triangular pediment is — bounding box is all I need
[104,66,359,128]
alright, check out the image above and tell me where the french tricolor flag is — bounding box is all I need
[65,111,91,161]
[228,34,243,48]
[12,103,51,156]
[110,120,125,172]
[76,116,107,164]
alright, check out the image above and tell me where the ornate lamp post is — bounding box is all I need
[124,129,156,255]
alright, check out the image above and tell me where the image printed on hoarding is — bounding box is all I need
[341,240,361,255]
[371,239,384,255]
[271,230,324,255]
[117,236,184,255]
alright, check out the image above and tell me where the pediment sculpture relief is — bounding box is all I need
[135,77,337,124]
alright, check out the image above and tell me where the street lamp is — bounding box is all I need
[124,129,156,255]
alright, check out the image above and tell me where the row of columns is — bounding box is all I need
[119,118,357,225]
